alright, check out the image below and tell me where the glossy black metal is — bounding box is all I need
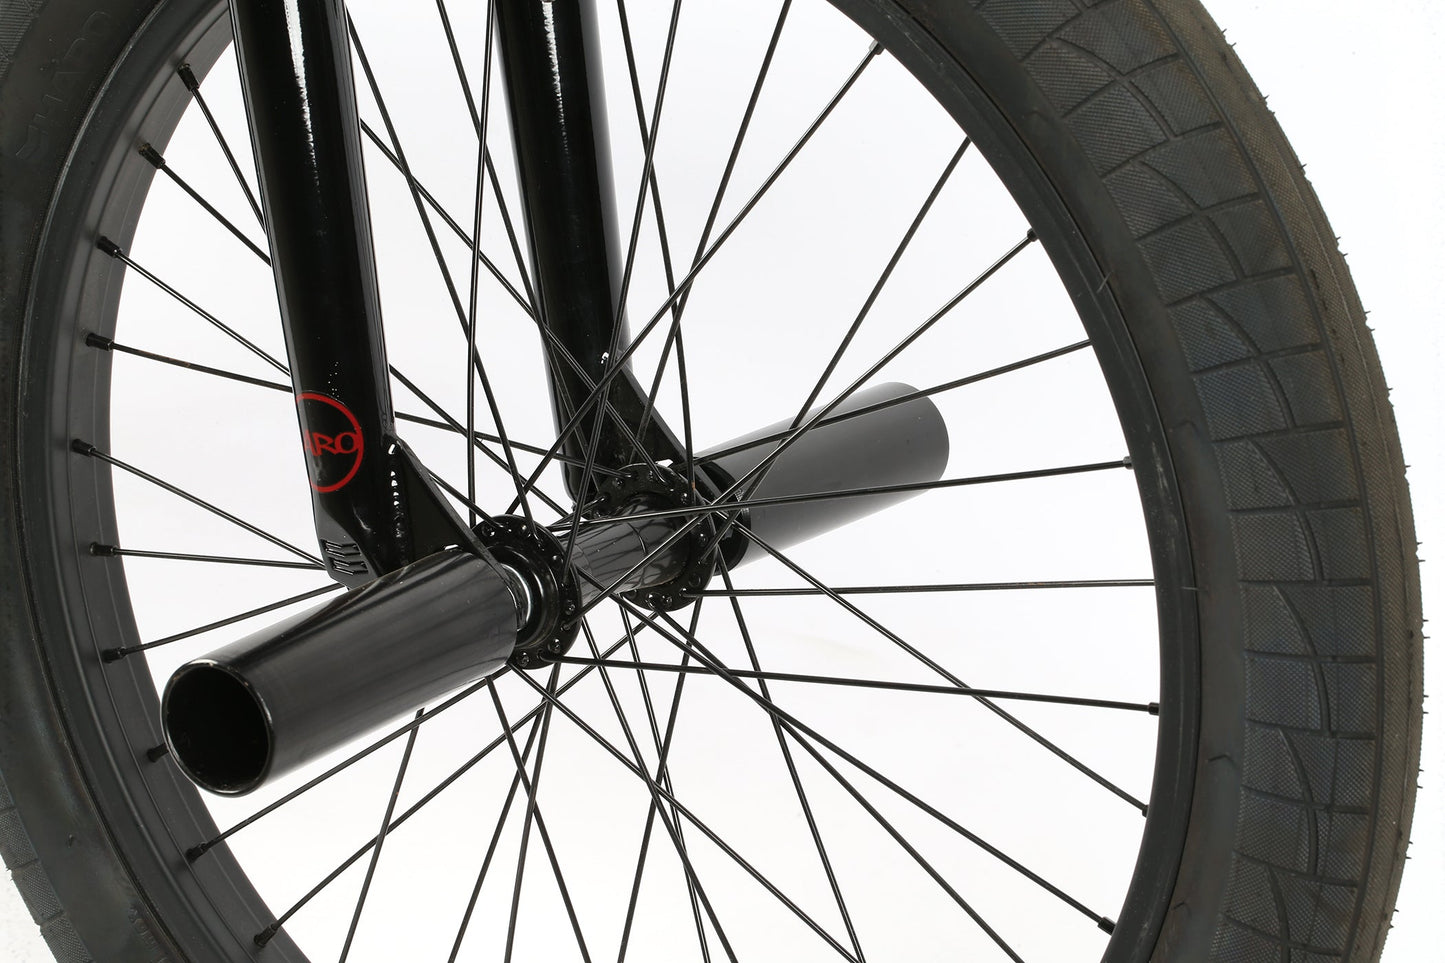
[231,0,467,583]
[698,383,950,562]
[162,390,948,794]
[493,0,685,493]
[162,549,519,794]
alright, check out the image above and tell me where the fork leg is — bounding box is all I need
[493,0,686,495]
[231,0,475,582]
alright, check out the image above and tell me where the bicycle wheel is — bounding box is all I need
[0,0,1421,961]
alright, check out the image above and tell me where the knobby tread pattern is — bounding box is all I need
[0,771,93,963]
[970,0,1418,960]
[0,0,1420,961]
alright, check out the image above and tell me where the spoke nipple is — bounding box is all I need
[868,39,885,57]
[145,743,170,762]
[71,439,98,456]
[1147,702,1160,716]
[1026,227,1038,242]
[84,332,115,350]
[1121,454,1134,470]
[95,236,123,259]
[1098,917,1116,934]
[138,143,165,169]
[89,543,119,558]
[185,842,212,863]
[100,647,127,663]
[254,923,280,948]
[176,63,200,92]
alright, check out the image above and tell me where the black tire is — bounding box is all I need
[0,0,1421,961]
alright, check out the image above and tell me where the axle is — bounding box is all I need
[163,384,947,794]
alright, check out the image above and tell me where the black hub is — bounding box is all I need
[474,515,582,669]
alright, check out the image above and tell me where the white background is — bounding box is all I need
[3,0,1441,959]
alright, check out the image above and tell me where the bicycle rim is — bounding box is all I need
[19,0,1198,959]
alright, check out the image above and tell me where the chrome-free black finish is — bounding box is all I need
[493,0,685,492]
[163,549,519,795]
[230,0,469,582]
[161,389,950,794]
[699,382,950,561]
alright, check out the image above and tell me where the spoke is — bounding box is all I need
[177,62,265,225]
[564,458,1130,534]
[95,237,287,374]
[491,672,594,963]
[689,230,1039,566]
[73,442,322,565]
[578,615,739,963]
[509,39,884,503]
[449,687,548,963]
[102,583,340,662]
[88,544,320,570]
[719,565,865,960]
[562,0,684,565]
[431,0,538,308]
[686,578,1154,597]
[387,366,571,518]
[466,3,509,522]
[640,0,793,440]
[697,339,1092,463]
[613,0,694,490]
[612,604,718,963]
[626,600,1118,935]
[337,711,424,963]
[86,332,580,476]
[137,143,271,263]
[359,121,535,316]
[86,334,290,393]
[562,457,1127,628]
[512,657,854,961]
[551,657,1158,713]
[191,633,633,862]
[551,232,1043,622]
[348,21,536,525]
[789,139,969,431]
[735,525,1150,812]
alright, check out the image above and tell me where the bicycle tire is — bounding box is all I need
[0,0,1422,961]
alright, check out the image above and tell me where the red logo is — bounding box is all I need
[297,392,364,492]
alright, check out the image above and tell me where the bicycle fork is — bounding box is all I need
[161,0,949,795]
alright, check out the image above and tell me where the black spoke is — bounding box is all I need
[348,21,537,525]
[789,139,969,430]
[102,583,340,662]
[387,366,571,519]
[562,0,684,566]
[512,659,857,962]
[625,600,1117,935]
[612,604,720,963]
[177,62,265,225]
[137,143,270,263]
[686,578,1153,597]
[493,670,594,963]
[73,441,321,565]
[698,339,1093,463]
[337,710,423,963]
[448,686,546,963]
[639,0,792,443]
[191,633,634,862]
[735,525,1150,812]
[508,39,884,503]
[551,657,1159,714]
[564,458,1130,534]
[95,237,287,374]
[88,544,321,571]
[719,565,865,960]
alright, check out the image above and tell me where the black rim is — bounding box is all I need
[22,1,1198,959]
